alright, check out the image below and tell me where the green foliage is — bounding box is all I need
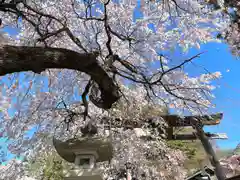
[25,152,65,180]
[166,140,197,159]
[42,159,64,180]
[166,127,210,171]
[216,149,234,158]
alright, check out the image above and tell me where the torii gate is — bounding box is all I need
[162,113,227,180]
[162,113,227,140]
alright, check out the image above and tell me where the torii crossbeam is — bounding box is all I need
[162,113,223,127]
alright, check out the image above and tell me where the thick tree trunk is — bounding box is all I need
[0,45,120,109]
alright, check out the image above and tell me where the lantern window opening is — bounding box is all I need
[74,153,98,169]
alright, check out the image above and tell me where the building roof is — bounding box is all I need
[185,167,214,180]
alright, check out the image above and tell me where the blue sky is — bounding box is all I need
[182,42,240,149]
[133,1,240,149]
[0,1,240,165]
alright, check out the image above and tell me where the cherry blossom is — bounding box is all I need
[0,0,234,179]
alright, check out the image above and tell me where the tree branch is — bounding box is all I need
[0,45,120,109]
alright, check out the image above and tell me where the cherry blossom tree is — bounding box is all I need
[220,155,240,178]
[19,96,188,180]
[219,143,240,178]
[206,0,240,56]
[0,0,233,179]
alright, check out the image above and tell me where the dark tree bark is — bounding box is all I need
[0,45,120,109]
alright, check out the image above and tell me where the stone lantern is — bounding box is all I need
[53,137,113,180]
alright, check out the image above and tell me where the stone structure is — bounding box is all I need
[53,137,113,180]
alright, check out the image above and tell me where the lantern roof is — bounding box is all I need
[53,137,113,163]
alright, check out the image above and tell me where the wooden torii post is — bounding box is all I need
[162,113,227,180]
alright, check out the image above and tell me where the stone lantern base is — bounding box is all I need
[64,175,102,180]
[64,168,103,180]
